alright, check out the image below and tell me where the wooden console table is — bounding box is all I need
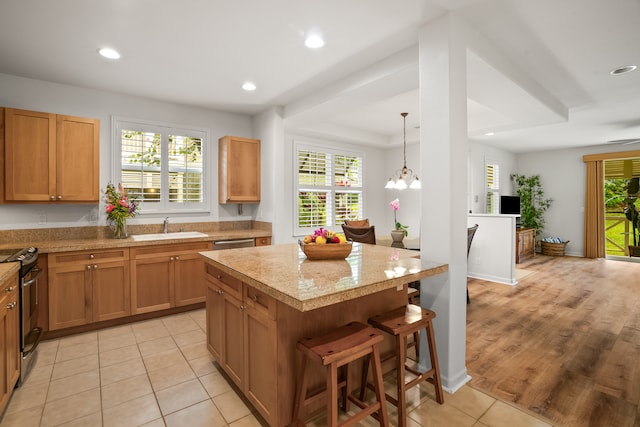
[516,227,535,263]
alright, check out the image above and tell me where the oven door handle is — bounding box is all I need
[23,267,43,287]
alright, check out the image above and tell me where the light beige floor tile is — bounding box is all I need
[98,323,134,339]
[35,341,59,366]
[162,313,200,335]
[40,388,101,427]
[55,340,98,363]
[21,361,53,387]
[179,341,210,361]
[188,354,217,377]
[478,401,553,427]
[408,398,477,427]
[57,331,97,348]
[173,328,206,347]
[188,309,206,330]
[57,411,102,426]
[212,390,252,423]
[148,360,196,392]
[51,354,99,381]
[446,385,496,419]
[473,422,490,427]
[4,381,49,414]
[164,399,226,427]
[156,378,210,415]
[100,357,147,386]
[99,331,137,352]
[199,370,232,397]
[46,370,100,402]
[228,413,264,427]
[138,336,178,357]
[0,404,43,427]
[101,373,153,409]
[102,393,162,427]
[133,323,171,343]
[99,343,141,367]
[140,419,167,427]
[143,348,186,372]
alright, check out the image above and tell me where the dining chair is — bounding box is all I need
[467,224,479,304]
[342,224,376,244]
[344,219,370,227]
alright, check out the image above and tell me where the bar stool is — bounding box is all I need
[362,305,444,427]
[292,322,389,427]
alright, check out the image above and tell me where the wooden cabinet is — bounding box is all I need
[2,108,99,203]
[48,248,130,330]
[205,263,276,425]
[255,236,271,246]
[218,136,260,204]
[0,271,20,414]
[516,227,535,264]
[130,242,210,314]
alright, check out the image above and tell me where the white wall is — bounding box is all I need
[515,143,640,257]
[468,141,517,213]
[382,142,421,237]
[0,73,253,230]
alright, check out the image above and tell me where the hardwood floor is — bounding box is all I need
[466,254,640,427]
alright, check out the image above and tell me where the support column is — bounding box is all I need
[418,13,470,392]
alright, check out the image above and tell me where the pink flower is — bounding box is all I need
[106,204,115,213]
[390,198,400,211]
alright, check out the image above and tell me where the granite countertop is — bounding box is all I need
[0,229,270,254]
[0,263,19,284]
[200,242,448,312]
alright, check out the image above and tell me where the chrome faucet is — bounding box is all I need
[163,217,169,234]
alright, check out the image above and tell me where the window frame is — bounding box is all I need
[111,116,210,215]
[294,141,365,236]
[485,159,500,214]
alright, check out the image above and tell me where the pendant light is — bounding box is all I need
[385,112,421,190]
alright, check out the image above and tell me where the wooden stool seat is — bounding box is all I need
[363,305,444,427]
[292,322,389,427]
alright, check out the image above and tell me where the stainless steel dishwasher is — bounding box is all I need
[212,238,256,250]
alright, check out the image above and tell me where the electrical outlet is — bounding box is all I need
[38,214,46,225]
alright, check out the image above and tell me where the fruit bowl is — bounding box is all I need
[298,240,353,260]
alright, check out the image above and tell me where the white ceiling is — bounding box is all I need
[0,0,639,153]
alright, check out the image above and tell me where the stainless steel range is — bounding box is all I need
[0,247,42,386]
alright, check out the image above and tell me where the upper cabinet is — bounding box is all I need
[1,108,100,203]
[218,136,260,204]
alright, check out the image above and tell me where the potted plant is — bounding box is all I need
[624,177,640,257]
[511,174,552,237]
[389,198,409,243]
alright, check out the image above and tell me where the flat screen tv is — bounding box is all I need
[500,195,520,215]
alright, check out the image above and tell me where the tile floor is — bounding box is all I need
[0,309,557,427]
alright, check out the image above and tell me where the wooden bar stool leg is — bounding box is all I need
[358,354,370,402]
[292,356,308,425]
[370,344,389,427]
[342,364,350,412]
[425,322,444,404]
[328,363,339,427]
[396,334,408,427]
[412,330,420,360]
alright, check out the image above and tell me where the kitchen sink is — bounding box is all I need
[130,231,208,241]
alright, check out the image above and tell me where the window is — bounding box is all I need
[113,118,208,213]
[295,143,364,235]
[486,161,500,214]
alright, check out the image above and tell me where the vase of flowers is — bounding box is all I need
[389,198,408,243]
[104,183,140,239]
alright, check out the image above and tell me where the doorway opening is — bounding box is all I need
[604,158,640,259]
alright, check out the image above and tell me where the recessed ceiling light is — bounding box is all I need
[485,132,495,136]
[610,65,637,75]
[98,48,120,59]
[242,82,256,91]
[305,34,324,49]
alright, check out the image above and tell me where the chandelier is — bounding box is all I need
[385,112,421,190]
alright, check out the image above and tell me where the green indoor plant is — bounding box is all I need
[511,174,552,236]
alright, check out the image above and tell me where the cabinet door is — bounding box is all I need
[56,115,100,202]
[219,136,260,203]
[4,108,56,201]
[205,280,224,361]
[5,287,20,390]
[93,261,130,322]
[222,292,244,388]
[131,256,173,314]
[174,252,206,306]
[49,264,92,330]
[244,304,277,424]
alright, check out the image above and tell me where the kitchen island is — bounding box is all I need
[200,242,448,426]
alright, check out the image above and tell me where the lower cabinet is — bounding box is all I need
[48,249,130,330]
[130,242,210,314]
[516,227,536,264]
[0,271,20,414]
[205,263,277,425]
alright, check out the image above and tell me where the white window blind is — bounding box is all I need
[486,162,500,214]
[295,144,364,235]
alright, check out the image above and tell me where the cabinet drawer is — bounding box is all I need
[205,264,242,298]
[49,248,129,266]
[255,237,271,246]
[244,285,276,319]
[132,242,210,259]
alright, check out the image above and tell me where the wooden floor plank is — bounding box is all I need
[466,255,640,426]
